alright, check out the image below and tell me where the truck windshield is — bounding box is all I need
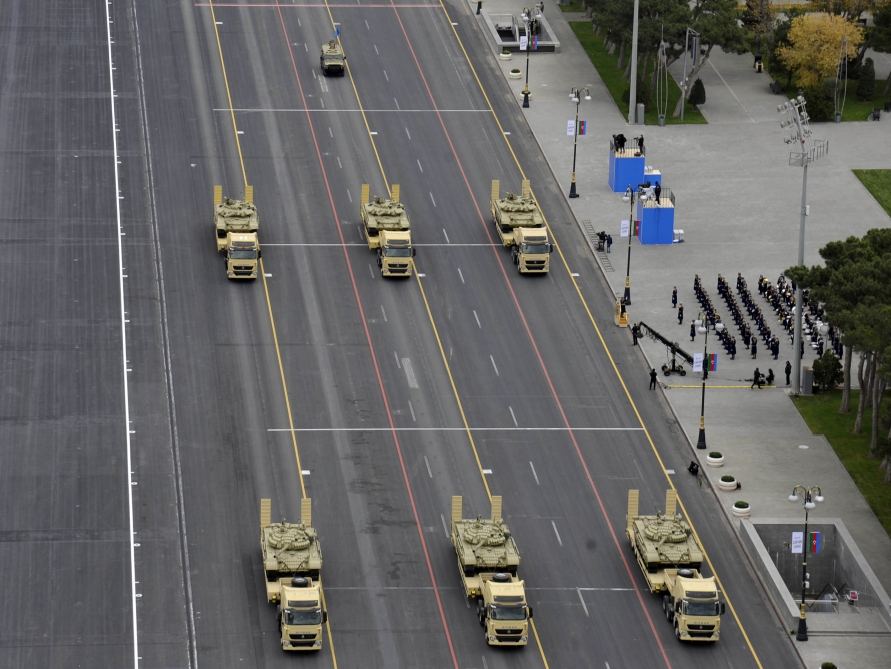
[491,605,527,621]
[284,608,322,625]
[383,247,412,257]
[229,249,257,259]
[520,243,549,254]
[685,601,718,616]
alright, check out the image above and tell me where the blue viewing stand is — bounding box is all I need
[608,147,645,193]
[637,191,676,245]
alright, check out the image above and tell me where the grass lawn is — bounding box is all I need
[557,1,587,12]
[767,74,890,122]
[853,169,891,218]
[793,391,891,537]
[569,22,705,125]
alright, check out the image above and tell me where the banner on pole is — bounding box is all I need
[566,120,575,136]
[619,219,630,238]
[692,352,703,373]
[519,35,528,51]
[791,531,804,554]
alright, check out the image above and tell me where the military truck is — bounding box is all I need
[490,179,552,274]
[450,495,532,647]
[214,185,260,280]
[360,183,415,277]
[260,498,327,651]
[320,40,345,76]
[627,489,725,642]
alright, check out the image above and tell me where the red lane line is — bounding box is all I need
[197,3,439,8]
[271,3,460,667]
[387,3,673,666]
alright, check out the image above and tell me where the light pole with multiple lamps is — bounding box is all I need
[788,484,824,642]
[621,186,644,305]
[695,315,724,449]
[777,94,828,395]
[568,87,590,199]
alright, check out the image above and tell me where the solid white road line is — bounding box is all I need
[529,461,539,485]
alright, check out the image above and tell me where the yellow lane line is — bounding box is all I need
[321,1,546,664]
[208,2,337,664]
[435,2,764,666]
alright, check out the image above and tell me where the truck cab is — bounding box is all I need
[662,569,725,642]
[377,229,415,277]
[225,232,260,279]
[512,226,552,273]
[478,573,532,646]
[278,576,327,651]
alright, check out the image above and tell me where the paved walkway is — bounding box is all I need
[475,2,891,667]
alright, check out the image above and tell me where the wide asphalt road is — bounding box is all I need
[0,0,799,667]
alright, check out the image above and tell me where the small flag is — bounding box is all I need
[334,24,341,38]
[708,353,717,372]
[809,531,822,554]
[577,120,587,136]
[532,34,538,50]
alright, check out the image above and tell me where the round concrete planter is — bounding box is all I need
[508,68,523,79]
[718,474,737,491]
[731,500,751,518]
[706,451,724,467]
[499,50,513,61]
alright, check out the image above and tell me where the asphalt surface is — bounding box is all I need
[1,0,804,667]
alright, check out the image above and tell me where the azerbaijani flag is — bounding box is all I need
[809,531,822,553]
[577,120,587,136]
[708,353,717,372]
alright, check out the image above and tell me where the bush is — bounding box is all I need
[813,351,843,392]
[801,85,835,121]
[857,57,876,100]
[689,78,706,106]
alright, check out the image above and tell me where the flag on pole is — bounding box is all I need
[577,120,587,136]
[532,34,538,50]
[809,531,822,553]
[334,24,341,37]
[708,353,717,372]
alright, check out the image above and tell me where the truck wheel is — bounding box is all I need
[674,622,681,641]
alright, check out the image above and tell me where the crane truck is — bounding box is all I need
[450,495,532,646]
[214,185,260,280]
[490,179,552,274]
[627,489,725,641]
[360,183,415,277]
[260,498,327,651]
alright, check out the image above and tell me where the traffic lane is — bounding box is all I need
[392,429,547,669]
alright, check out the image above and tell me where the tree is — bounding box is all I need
[787,229,891,481]
[778,13,863,89]
[671,0,746,117]
[813,351,843,392]
[873,4,891,96]
[689,78,706,105]
[857,57,875,100]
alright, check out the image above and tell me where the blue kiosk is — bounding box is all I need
[608,144,644,193]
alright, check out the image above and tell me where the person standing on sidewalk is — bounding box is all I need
[649,368,658,390]
[690,321,696,342]
[785,360,792,385]
[677,303,684,325]
[606,234,613,253]
[671,286,677,309]
[751,338,757,359]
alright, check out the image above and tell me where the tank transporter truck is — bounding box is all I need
[214,185,260,280]
[450,495,532,646]
[490,179,552,274]
[320,39,345,76]
[360,183,415,277]
[627,489,725,641]
[260,498,327,651]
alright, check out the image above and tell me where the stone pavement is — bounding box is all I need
[472,2,891,667]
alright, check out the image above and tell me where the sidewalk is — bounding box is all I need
[475,2,891,667]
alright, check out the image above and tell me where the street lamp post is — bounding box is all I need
[788,484,824,642]
[568,87,590,199]
[621,186,645,305]
[777,95,828,395]
[695,316,724,449]
[520,8,540,109]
